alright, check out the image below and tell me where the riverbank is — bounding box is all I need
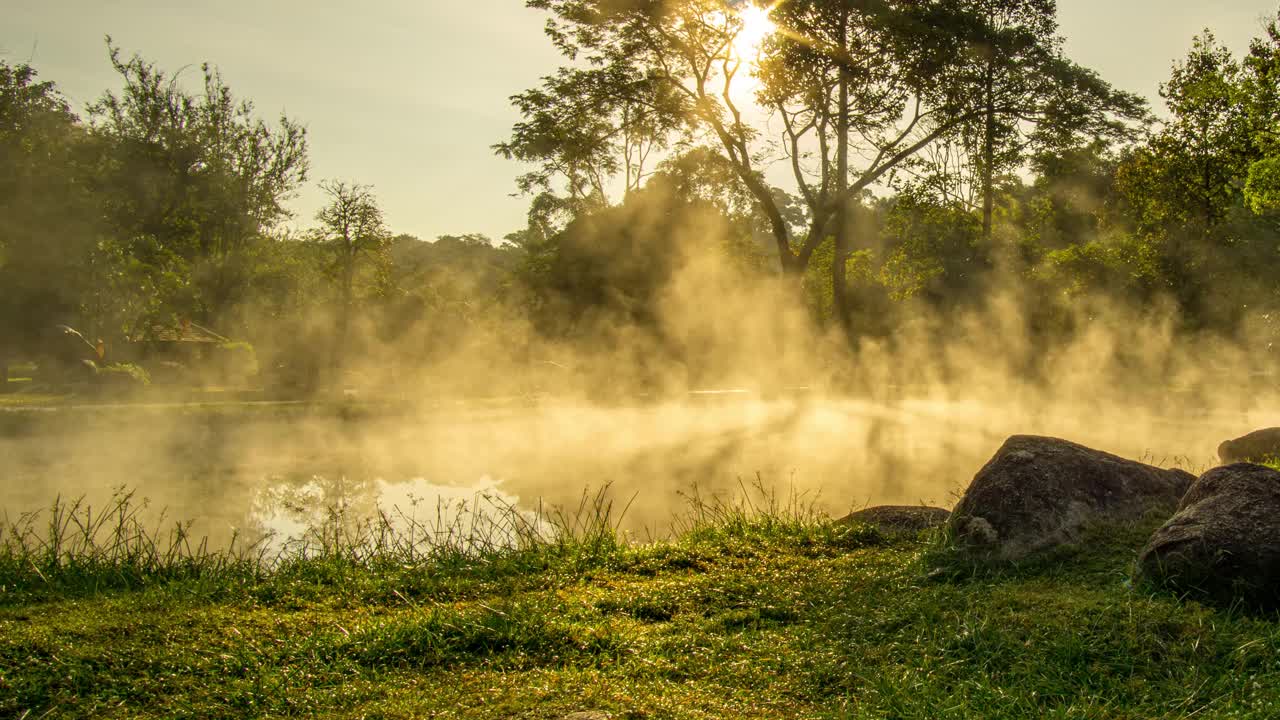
[4,501,1279,719]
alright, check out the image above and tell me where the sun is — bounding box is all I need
[731,3,777,60]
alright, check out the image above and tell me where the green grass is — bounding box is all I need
[0,374,70,407]
[2,362,74,405]
[3,489,1280,719]
[0,391,71,407]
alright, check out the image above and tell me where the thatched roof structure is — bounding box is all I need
[138,321,230,344]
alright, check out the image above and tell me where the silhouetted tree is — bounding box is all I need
[311,181,389,376]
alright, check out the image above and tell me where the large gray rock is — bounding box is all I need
[837,505,950,535]
[1218,428,1280,464]
[949,436,1195,562]
[1138,463,1280,608]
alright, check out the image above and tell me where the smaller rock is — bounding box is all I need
[562,713,611,720]
[1218,428,1280,464]
[837,505,950,534]
[1139,463,1280,609]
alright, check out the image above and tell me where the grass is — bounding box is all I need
[0,386,70,407]
[3,486,1280,719]
[1,363,52,404]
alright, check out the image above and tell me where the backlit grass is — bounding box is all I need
[3,487,1280,719]
[0,390,69,407]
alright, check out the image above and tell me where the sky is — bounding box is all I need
[4,1,1278,243]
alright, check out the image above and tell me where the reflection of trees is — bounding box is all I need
[249,463,380,541]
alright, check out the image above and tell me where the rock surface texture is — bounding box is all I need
[1139,463,1280,608]
[1218,428,1280,464]
[837,505,950,534]
[949,435,1195,562]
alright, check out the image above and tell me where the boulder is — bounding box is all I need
[1218,428,1280,464]
[949,435,1195,562]
[837,505,950,534]
[1138,463,1280,608]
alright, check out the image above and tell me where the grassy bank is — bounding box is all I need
[3,493,1280,719]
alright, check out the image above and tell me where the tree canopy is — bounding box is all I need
[6,8,1280,394]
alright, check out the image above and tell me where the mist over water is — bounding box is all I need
[3,379,1271,550]
[5,166,1280,548]
[7,205,1280,550]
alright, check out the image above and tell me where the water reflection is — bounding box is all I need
[247,473,521,552]
[0,396,1250,552]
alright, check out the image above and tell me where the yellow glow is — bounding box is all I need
[732,4,776,60]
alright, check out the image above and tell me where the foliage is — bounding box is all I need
[6,5,1280,393]
[309,180,390,373]
[879,192,988,302]
[0,62,98,349]
[6,489,1280,718]
[510,0,986,277]
[508,0,1148,336]
[94,362,152,387]
[1118,33,1253,235]
[494,64,683,203]
[521,183,710,334]
[1243,14,1280,214]
[88,40,309,331]
[918,0,1146,240]
[212,342,259,381]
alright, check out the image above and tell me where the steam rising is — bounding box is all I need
[4,184,1276,548]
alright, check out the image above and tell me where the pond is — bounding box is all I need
[0,392,1264,552]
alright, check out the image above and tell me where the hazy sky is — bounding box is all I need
[5,1,1277,242]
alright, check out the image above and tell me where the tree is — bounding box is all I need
[495,64,684,205]
[943,0,1145,243]
[512,0,1140,335]
[759,0,1010,329]
[88,41,309,332]
[0,62,98,383]
[1069,20,1280,331]
[511,0,993,342]
[1241,12,1280,213]
[878,190,987,304]
[1119,33,1252,234]
[311,181,389,376]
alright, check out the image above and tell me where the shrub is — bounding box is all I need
[213,341,259,381]
[94,362,151,387]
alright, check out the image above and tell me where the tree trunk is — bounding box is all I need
[1202,151,1216,231]
[981,59,996,244]
[832,16,853,336]
[331,251,355,383]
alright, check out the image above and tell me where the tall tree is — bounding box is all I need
[311,181,389,376]
[88,41,309,331]
[902,0,1145,244]
[515,0,984,282]
[494,64,683,207]
[1241,12,1280,213]
[510,0,1141,334]
[1113,25,1280,328]
[1118,33,1252,234]
[761,0,1016,328]
[0,62,98,382]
